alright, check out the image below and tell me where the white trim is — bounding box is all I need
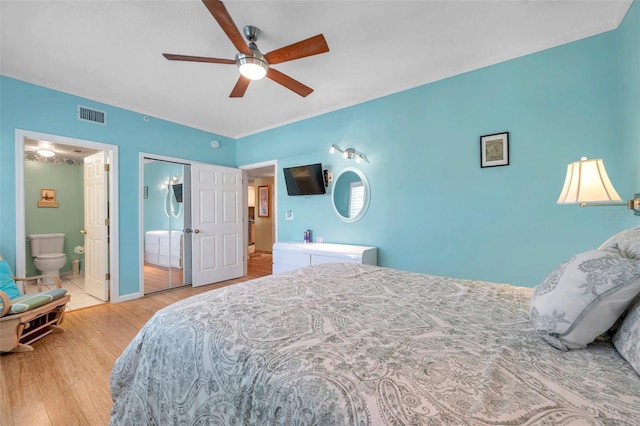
[14,129,120,303]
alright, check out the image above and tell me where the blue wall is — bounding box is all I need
[0,78,235,295]
[617,0,640,199]
[237,3,640,287]
[1,3,639,295]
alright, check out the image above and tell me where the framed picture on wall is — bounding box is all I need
[258,185,269,217]
[38,188,59,208]
[480,132,509,168]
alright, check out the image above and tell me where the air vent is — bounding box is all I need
[77,105,107,125]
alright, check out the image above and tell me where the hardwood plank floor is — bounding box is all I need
[143,263,184,294]
[0,254,272,426]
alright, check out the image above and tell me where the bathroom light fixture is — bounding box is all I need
[329,144,369,164]
[557,157,640,214]
[37,141,55,157]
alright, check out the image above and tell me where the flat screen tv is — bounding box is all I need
[283,163,326,196]
[171,183,183,203]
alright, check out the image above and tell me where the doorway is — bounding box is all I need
[241,161,277,264]
[15,130,119,308]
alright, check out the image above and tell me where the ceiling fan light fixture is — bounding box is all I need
[236,53,268,80]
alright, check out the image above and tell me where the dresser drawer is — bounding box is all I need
[273,250,311,267]
[272,242,377,274]
[311,255,360,265]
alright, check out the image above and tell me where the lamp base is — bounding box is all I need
[631,194,640,216]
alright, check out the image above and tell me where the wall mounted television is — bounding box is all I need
[283,163,326,196]
[171,183,183,203]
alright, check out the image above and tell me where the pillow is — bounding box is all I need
[0,288,68,315]
[613,298,640,375]
[530,248,640,351]
[0,259,22,300]
[599,227,640,260]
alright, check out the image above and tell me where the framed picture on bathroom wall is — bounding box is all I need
[38,188,59,208]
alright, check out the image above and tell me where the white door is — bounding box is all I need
[191,162,243,286]
[84,152,109,301]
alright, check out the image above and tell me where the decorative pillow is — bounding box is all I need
[599,227,640,260]
[613,298,640,375]
[0,288,68,315]
[530,248,640,351]
[0,259,22,300]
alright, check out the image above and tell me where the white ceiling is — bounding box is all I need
[1,1,632,139]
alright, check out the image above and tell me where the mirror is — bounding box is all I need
[332,167,370,222]
[142,159,191,294]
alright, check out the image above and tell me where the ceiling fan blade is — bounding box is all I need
[266,68,313,97]
[230,76,250,98]
[264,34,329,65]
[163,53,235,64]
[202,0,252,56]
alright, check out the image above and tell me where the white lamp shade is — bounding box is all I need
[557,157,622,204]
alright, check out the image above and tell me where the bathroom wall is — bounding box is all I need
[24,159,84,276]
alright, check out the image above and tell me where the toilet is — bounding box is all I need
[29,233,67,284]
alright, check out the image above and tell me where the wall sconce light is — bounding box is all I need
[557,157,640,214]
[329,144,369,164]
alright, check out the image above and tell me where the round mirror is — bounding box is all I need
[332,167,370,223]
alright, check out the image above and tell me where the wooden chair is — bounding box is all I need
[0,255,71,353]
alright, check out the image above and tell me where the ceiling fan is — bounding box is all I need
[163,0,330,98]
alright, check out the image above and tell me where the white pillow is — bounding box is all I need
[599,227,640,260]
[530,248,640,351]
[613,298,640,375]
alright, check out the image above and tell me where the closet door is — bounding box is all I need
[142,159,189,294]
[191,162,243,286]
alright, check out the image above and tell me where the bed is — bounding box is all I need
[111,230,640,425]
[144,230,183,269]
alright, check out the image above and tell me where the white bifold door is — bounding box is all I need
[191,162,244,287]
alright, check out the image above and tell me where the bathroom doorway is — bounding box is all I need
[15,130,119,309]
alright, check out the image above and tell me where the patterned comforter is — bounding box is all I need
[110,264,640,425]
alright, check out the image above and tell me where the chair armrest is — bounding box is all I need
[14,275,62,292]
[0,290,10,317]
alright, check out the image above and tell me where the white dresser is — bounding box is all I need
[272,241,377,274]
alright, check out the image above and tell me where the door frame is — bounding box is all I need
[14,129,120,302]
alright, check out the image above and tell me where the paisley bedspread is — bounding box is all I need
[110,263,640,425]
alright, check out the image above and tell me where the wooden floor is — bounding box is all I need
[0,253,272,426]
[143,263,185,294]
